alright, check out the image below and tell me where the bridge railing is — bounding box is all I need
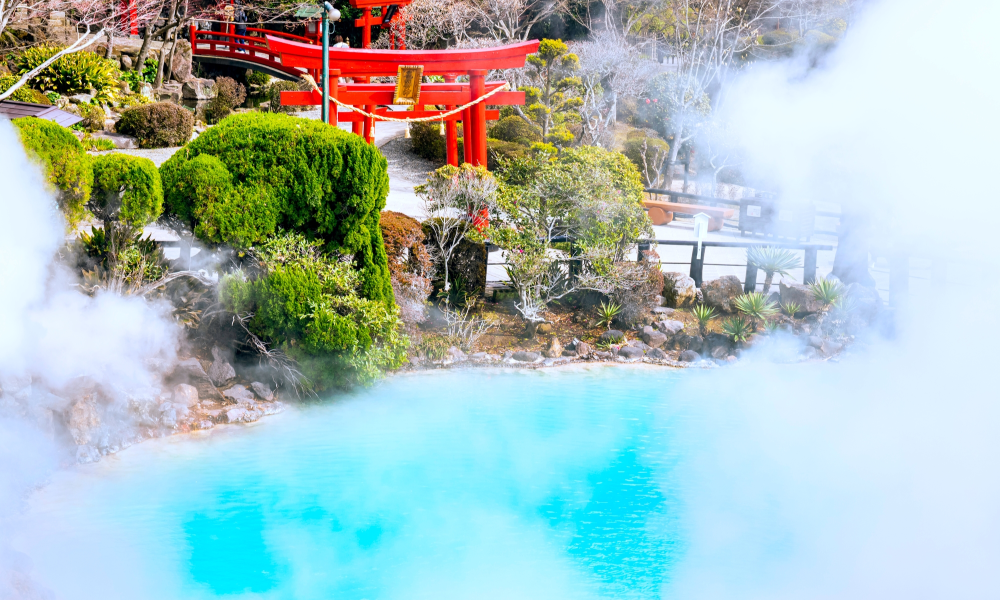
[189,26,309,77]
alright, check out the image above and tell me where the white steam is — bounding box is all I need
[0,120,179,598]
[664,0,1000,597]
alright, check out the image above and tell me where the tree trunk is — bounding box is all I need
[762,272,774,295]
[105,33,114,59]
[154,25,176,87]
[134,23,155,73]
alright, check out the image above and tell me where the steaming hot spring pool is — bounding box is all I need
[17,367,701,600]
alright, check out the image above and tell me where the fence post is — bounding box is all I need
[637,241,650,262]
[744,263,758,293]
[803,247,818,283]
[689,245,704,287]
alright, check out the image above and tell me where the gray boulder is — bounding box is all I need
[169,39,193,82]
[168,358,225,403]
[619,346,645,359]
[446,346,467,362]
[663,272,698,308]
[647,348,668,360]
[652,306,675,316]
[223,385,255,403]
[594,351,613,360]
[640,326,668,348]
[656,320,684,335]
[155,82,182,103]
[599,330,625,344]
[779,280,826,314]
[172,383,199,407]
[208,347,236,386]
[511,350,541,362]
[68,395,100,446]
[575,341,593,357]
[702,276,743,312]
[845,282,882,320]
[250,381,274,401]
[711,346,729,360]
[182,77,216,100]
[678,350,701,362]
[120,54,133,69]
[543,337,564,358]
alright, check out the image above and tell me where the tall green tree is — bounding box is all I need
[514,39,583,147]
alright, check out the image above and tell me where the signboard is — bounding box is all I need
[393,65,423,105]
[746,204,762,218]
[294,5,324,18]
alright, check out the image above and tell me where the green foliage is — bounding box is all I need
[115,101,194,148]
[12,117,92,227]
[721,315,753,342]
[120,57,157,91]
[762,319,780,334]
[810,277,844,306]
[159,112,393,303]
[0,74,50,103]
[15,47,120,104]
[89,154,163,228]
[245,69,270,86]
[596,300,621,330]
[219,232,406,390]
[409,119,446,160]
[78,222,167,287]
[781,301,801,317]
[76,102,106,132]
[204,76,246,123]
[746,245,802,294]
[80,135,116,151]
[519,39,583,146]
[733,292,779,329]
[267,80,305,113]
[623,133,669,188]
[488,115,542,146]
[692,303,715,336]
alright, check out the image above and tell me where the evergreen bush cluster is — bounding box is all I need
[220,232,406,390]
[159,112,393,303]
[380,210,432,324]
[488,116,542,145]
[115,101,193,148]
[89,154,163,228]
[14,47,120,104]
[0,74,51,104]
[12,117,92,227]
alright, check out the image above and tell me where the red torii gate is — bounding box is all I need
[266,37,539,169]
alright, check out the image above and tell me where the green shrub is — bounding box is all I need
[410,120,446,160]
[0,74,50,103]
[12,117,92,226]
[266,80,305,113]
[488,115,541,145]
[89,154,163,227]
[245,69,270,86]
[15,47,120,104]
[204,76,246,123]
[120,57,157,92]
[623,134,669,187]
[76,102,106,132]
[220,232,406,390]
[80,135,116,151]
[115,101,193,148]
[159,112,393,303]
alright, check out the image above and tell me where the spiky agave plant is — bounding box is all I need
[733,292,779,331]
[781,301,801,317]
[746,246,802,294]
[762,319,780,334]
[721,315,753,342]
[809,277,844,306]
[596,301,622,330]
[692,303,716,337]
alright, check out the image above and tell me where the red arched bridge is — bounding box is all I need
[189,25,317,81]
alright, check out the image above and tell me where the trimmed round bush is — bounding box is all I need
[160,112,393,303]
[267,80,306,113]
[410,120,445,160]
[12,117,92,226]
[205,76,247,124]
[245,69,270,87]
[488,115,541,145]
[115,101,193,148]
[90,154,163,227]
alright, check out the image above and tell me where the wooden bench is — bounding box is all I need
[643,200,736,231]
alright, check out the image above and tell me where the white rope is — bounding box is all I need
[300,74,509,123]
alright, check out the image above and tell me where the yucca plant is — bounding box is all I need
[809,277,844,306]
[733,292,779,331]
[762,319,780,334]
[596,300,622,330]
[781,301,801,317]
[746,246,802,294]
[692,303,715,337]
[721,315,753,342]
[16,47,120,103]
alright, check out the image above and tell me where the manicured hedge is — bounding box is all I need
[115,101,194,148]
[488,115,541,145]
[12,117,92,227]
[90,154,163,227]
[160,112,393,303]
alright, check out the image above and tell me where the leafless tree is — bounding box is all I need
[467,0,569,43]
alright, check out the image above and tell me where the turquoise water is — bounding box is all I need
[17,367,696,600]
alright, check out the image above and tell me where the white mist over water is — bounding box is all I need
[0,121,179,598]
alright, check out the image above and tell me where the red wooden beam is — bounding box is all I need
[334,109,500,123]
[279,87,523,106]
[266,37,540,76]
[349,0,411,8]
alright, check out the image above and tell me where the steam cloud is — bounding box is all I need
[0,121,179,598]
[663,0,1000,597]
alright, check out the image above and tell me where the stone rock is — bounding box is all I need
[599,330,625,344]
[543,337,564,358]
[640,326,668,348]
[94,132,137,149]
[225,407,249,423]
[250,382,274,401]
[470,352,488,361]
[594,350,613,360]
[169,39,193,82]
[656,320,684,335]
[76,445,101,464]
[155,82,181,103]
[711,346,729,360]
[779,280,826,314]
[502,350,514,360]
[173,383,199,407]
[726,355,738,363]
[801,346,818,360]
[575,341,593,357]
[663,272,698,308]
[807,335,824,349]
[654,295,666,307]
[160,406,178,427]
[68,92,93,104]
[536,323,553,335]
[511,350,541,362]
[702,332,731,356]
[701,276,743,312]
[446,346,467,362]
[619,346,645,360]
[561,349,578,357]
[672,334,704,353]
[120,54,133,69]
[647,348,668,360]
[223,385,255,403]
[679,350,701,362]
[68,395,100,445]
[821,340,843,355]
[208,346,236,386]
[167,358,225,403]
[182,77,215,100]
[652,306,675,315]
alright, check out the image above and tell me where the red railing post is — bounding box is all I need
[189,24,196,53]
[328,69,340,126]
[470,70,487,168]
[444,74,458,166]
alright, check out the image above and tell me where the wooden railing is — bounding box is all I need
[189,25,312,79]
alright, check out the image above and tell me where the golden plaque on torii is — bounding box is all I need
[393,65,424,105]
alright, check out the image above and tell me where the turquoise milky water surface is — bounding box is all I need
[17,366,698,600]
